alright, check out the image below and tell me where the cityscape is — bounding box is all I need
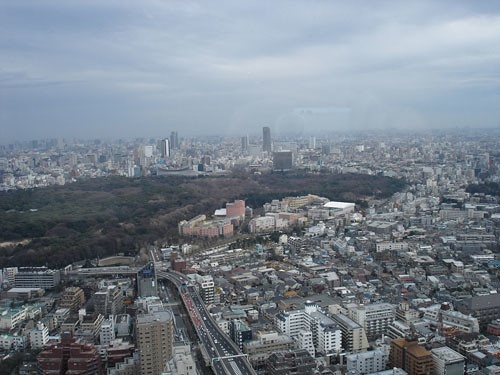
[0,126,499,375]
[2,1,500,374]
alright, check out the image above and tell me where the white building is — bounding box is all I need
[346,349,389,374]
[275,301,342,355]
[297,330,315,357]
[29,322,49,350]
[347,303,395,341]
[100,316,116,346]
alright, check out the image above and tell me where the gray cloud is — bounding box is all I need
[1,0,500,142]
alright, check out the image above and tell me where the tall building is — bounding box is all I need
[333,314,369,353]
[389,338,433,375]
[241,135,249,152]
[273,151,293,171]
[263,126,272,152]
[160,138,170,158]
[170,131,179,149]
[137,263,157,298]
[347,302,395,341]
[346,349,389,374]
[37,331,103,375]
[136,310,174,375]
[195,274,215,305]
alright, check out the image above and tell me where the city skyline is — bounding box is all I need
[1,1,500,143]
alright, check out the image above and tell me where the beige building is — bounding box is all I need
[136,310,174,375]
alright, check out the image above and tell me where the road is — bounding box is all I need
[157,270,255,375]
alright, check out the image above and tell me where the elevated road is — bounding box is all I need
[157,270,255,375]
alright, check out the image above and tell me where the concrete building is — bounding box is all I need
[266,349,315,375]
[37,331,102,375]
[164,343,196,375]
[348,302,396,341]
[431,346,465,375]
[14,267,60,290]
[243,331,294,370]
[230,319,252,351]
[137,263,157,298]
[346,349,389,374]
[275,301,342,355]
[263,126,272,153]
[136,310,174,375]
[28,322,49,350]
[333,313,369,353]
[456,294,500,332]
[59,287,85,313]
[195,274,215,305]
[100,317,115,346]
[389,338,434,375]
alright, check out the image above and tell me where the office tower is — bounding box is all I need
[137,263,157,297]
[241,135,249,152]
[273,151,293,171]
[160,138,170,158]
[37,331,103,375]
[170,131,179,149]
[136,310,174,375]
[263,126,271,152]
[389,338,433,375]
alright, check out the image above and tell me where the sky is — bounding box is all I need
[1,0,500,142]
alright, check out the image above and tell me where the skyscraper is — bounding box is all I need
[170,131,179,149]
[263,126,271,152]
[136,310,174,375]
[160,139,170,158]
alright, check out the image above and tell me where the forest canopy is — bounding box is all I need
[0,171,406,268]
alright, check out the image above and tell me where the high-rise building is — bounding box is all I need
[195,274,215,305]
[241,135,249,152]
[136,310,174,375]
[273,151,293,171]
[389,338,433,375]
[347,302,395,341]
[170,131,179,150]
[333,314,369,353]
[160,139,170,158]
[263,126,272,152]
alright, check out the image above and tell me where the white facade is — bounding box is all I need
[275,302,342,356]
[100,317,116,346]
[346,349,389,374]
[29,322,49,350]
[297,330,315,357]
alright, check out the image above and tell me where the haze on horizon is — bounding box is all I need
[1,0,500,143]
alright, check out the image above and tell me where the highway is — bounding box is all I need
[157,270,255,375]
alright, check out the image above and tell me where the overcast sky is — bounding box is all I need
[1,0,500,142]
